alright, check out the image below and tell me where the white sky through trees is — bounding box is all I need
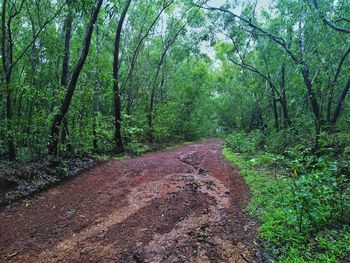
[200,0,273,64]
[207,0,273,10]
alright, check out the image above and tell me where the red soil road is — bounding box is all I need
[0,139,260,263]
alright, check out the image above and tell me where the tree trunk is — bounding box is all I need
[48,0,103,155]
[60,8,73,154]
[331,77,350,124]
[327,79,333,123]
[328,47,350,124]
[301,64,322,149]
[271,85,279,130]
[112,0,132,153]
[147,21,188,142]
[148,58,164,142]
[1,0,16,160]
[280,65,292,127]
[93,25,101,152]
[122,0,174,113]
[26,13,40,136]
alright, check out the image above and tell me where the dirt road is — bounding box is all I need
[0,140,260,262]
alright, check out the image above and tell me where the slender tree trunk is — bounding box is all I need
[60,8,73,154]
[280,65,291,127]
[148,58,164,142]
[122,0,174,109]
[148,21,188,142]
[271,85,279,130]
[26,14,39,135]
[331,77,350,124]
[4,75,15,159]
[299,16,321,149]
[125,70,138,115]
[301,64,322,149]
[328,47,350,124]
[112,0,132,153]
[52,57,61,112]
[327,78,333,123]
[93,25,101,152]
[49,0,103,155]
[1,0,16,160]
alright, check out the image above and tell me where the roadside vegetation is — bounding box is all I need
[224,131,350,262]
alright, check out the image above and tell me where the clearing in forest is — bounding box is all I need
[0,140,260,263]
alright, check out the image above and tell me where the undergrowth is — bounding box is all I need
[223,130,350,262]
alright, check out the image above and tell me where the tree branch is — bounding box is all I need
[11,1,67,69]
[335,17,350,23]
[194,3,302,64]
[311,0,350,34]
[332,46,350,87]
[228,57,281,99]
[122,0,175,90]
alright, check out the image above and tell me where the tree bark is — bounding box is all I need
[112,0,132,153]
[280,64,292,127]
[271,86,279,130]
[331,77,350,124]
[299,15,321,149]
[48,0,103,155]
[93,25,101,152]
[1,0,16,160]
[26,15,38,135]
[60,8,73,154]
[301,64,322,149]
[148,55,165,142]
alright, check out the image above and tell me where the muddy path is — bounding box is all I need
[0,140,260,263]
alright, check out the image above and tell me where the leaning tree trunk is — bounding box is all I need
[60,9,73,154]
[280,64,292,127]
[328,47,350,125]
[331,77,350,124]
[299,16,321,150]
[301,64,322,149]
[48,0,103,155]
[112,0,132,153]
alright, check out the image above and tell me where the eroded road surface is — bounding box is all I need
[0,140,260,263]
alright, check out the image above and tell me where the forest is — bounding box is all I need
[0,0,349,262]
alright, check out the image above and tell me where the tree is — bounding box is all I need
[48,0,103,155]
[1,0,65,159]
[196,0,350,148]
[60,4,73,153]
[112,0,132,153]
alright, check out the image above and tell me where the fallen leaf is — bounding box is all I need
[7,251,19,258]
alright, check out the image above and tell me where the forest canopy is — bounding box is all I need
[0,0,349,159]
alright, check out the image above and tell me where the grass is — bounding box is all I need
[223,147,350,263]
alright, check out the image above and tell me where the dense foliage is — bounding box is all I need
[224,131,350,262]
[1,0,350,261]
[0,0,218,159]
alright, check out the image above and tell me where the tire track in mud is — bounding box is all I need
[0,139,261,263]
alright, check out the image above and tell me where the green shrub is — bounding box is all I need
[265,129,299,154]
[225,130,265,153]
[223,146,350,262]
